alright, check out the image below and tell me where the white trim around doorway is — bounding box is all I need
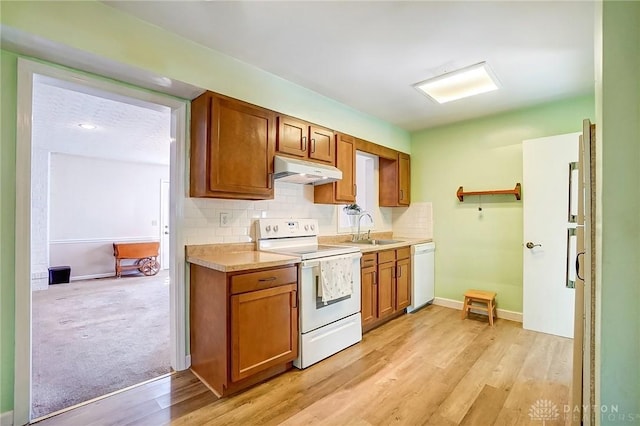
[14,58,189,425]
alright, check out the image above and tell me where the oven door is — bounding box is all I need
[299,252,362,334]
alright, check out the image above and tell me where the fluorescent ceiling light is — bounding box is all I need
[78,123,97,130]
[413,62,500,104]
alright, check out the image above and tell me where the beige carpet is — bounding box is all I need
[32,270,171,419]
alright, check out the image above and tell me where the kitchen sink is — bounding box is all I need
[350,239,403,245]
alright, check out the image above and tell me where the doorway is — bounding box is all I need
[30,77,174,418]
[14,59,189,424]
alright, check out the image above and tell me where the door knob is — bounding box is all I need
[525,242,542,249]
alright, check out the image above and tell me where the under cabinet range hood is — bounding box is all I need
[273,155,342,185]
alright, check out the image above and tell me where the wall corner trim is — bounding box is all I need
[433,297,523,323]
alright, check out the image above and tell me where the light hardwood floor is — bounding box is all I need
[36,305,573,426]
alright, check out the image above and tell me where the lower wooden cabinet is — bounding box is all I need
[377,260,396,319]
[361,247,412,333]
[396,257,411,310]
[190,263,298,396]
[361,261,377,327]
[230,284,298,382]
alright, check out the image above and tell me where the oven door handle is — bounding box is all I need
[301,252,362,268]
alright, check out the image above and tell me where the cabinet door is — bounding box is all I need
[395,258,411,311]
[309,125,335,164]
[398,153,411,206]
[314,133,356,204]
[379,157,399,207]
[230,283,298,382]
[277,116,308,158]
[361,265,378,327]
[377,261,395,319]
[191,92,275,199]
[335,133,356,202]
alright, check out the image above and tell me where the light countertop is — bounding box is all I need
[186,237,433,272]
[334,237,433,253]
[187,251,300,273]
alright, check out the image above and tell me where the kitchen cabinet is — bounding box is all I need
[395,251,411,310]
[398,153,411,206]
[377,250,396,319]
[190,91,276,199]
[379,152,411,207]
[360,253,377,327]
[190,264,298,396]
[360,247,412,333]
[277,115,335,165]
[314,133,356,204]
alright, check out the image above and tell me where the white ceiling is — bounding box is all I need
[33,77,171,165]
[104,1,595,131]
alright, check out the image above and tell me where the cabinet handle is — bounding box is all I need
[311,138,316,153]
[397,266,401,278]
[267,173,273,189]
[400,189,404,200]
[373,271,377,285]
[302,136,307,151]
[354,184,357,196]
[258,277,277,282]
[291,290,298,308]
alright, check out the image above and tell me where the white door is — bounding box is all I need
[522,133,579,338]
[160,180,170,270]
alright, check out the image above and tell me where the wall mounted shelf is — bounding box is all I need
[456,183,521,202]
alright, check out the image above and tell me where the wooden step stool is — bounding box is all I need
[462,290,497,326]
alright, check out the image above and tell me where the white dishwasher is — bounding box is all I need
[407,242,435,313]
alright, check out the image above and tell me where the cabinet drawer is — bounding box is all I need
[396,247,411,260]
[361,253,377,268]
[230,266,297,294]
[378,250,396,264]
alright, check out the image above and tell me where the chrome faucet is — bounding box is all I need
[353,213,373,241]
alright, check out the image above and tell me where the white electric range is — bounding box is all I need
[256,218,362,369]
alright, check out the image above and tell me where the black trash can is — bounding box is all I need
[48,266,71,284]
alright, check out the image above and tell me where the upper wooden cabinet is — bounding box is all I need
[190,91,276,199]
[314,133,356,204]
[276,116,307,158]
[379,152,411,207]
[277,116,335,165]
[398,153,411,205]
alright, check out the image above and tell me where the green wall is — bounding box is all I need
[599,1,640,423]
[0,0,410,153]
[0,1,409,414]
[0,50,18,414]
[411,95,595,312]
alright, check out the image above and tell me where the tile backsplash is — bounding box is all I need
[183,182,336,245]
[391,202,433,239]
[183,182,430,246]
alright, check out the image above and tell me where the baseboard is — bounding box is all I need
[70,272,114,281]
[433,297,523,323]
[0,410,13,426]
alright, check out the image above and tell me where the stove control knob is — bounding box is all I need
[273,225,279,232]
[310,224,315,231]
[265,225,271,232]
[304,225,309,231]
